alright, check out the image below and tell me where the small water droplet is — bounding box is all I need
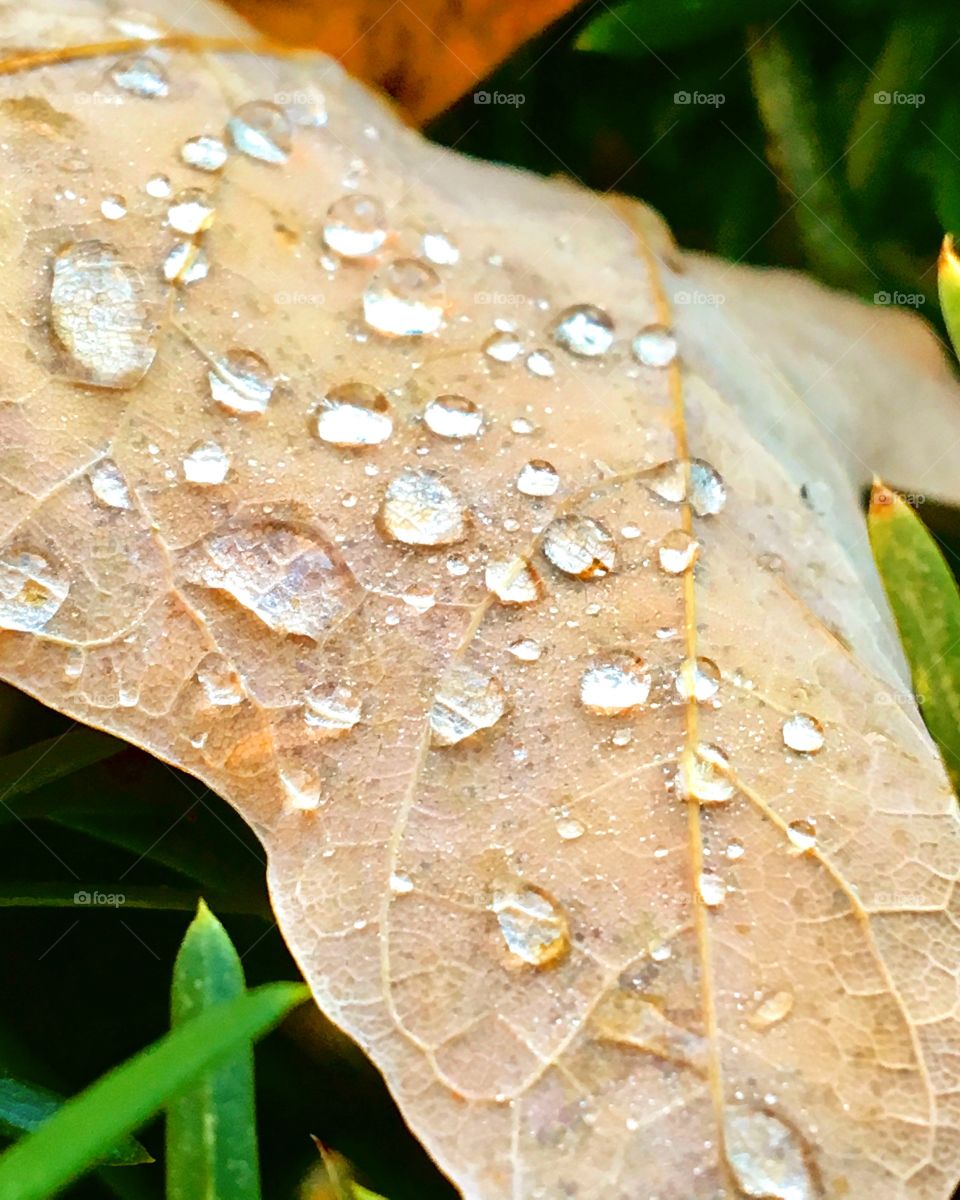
[786,818,817,853]
[363,259,444,336]
[485,557,543,606]
[323,193,388,257]
[483,329,523,363]
[508,637,541,662]
[109,53,168,98]
[280,767,321,810]
[314,383,392,446]
[556,816,585,841]
[64,647,84,679]
[511,417,536,436]
[675,657,721,703]
[681,743,735,804]
[89,460,131,509]
[0,551,69,632]
[631,324,677,368]
[423,394,483,439]
[446,554,470,577]
[378,469,467,546]
[724,1107,817,1200]
[748,990,795,1030]
[421,231,459,265]
[580,655,651,716]
[726,838,745,860]
[304,683,361,737]
[162,241,209,285]
[167,188,215,235]
[181,134,228,172]
[490,879,569,966]
[525,348,556,378]
[145,173,171,198]
[227,100,292,163]
[658,528,699,574]
[551,304,615,357]
[516,460,560,497]
[698,871,726,908]
[611,727,633,747]
[429,664,506,746]
[543,515,616,579]
[182,440,230,485]
[390,871,414,895]
[208,349,274,415]
[782,713,824,754]
[196,657,244,706]
[642,458,727,516]
[100,194,126,220]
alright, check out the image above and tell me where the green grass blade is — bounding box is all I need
[0,1077,151,1165]
[167,903,260,1200]
[0,982,308,1200]
[938,234,960,360]
[869,482,960,792]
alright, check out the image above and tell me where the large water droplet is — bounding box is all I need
[323,194,388,257]
[208,349,274,415]
[675,657,721,702]
[162,241,209,285]
[485,557,543,606]
[551,304,615,357]
[516,460,560,497]
[109,53,168,98]
[227,101,292,163]
[0,551,69,632]
[631,324,677,368]
[658,528,699,574]
[786,818,817,853]
[724,1107,817,1200]
[641,458,727,516]
[50,241,156,389]
[490,879,569,966]
[181,134,228,172]
[698,871,726,908]
[89,460,131,509]
[313,383,392,446]
[748,990,795,1031]
[681,743,735,804]
[182,440,230,485]
[542,515,616,579]
[363,259,444,336]
[483,330,523,363]
[100,194,126,221]
[423,395,483,439]
[378,470,467,546]
[304,684,361,737]
[167,188,215,235]
[429,664,506,746]
[580,654,651,715]
[782,713,824,754]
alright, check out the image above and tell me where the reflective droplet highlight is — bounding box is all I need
[658,528,699,574]
[227,101,292,163]
[786,818,817,853]
[698,871,726,908]
[423,394,483,439]
[724,1107,817,1200]
[89,460,131,509]
[782,713,824,754]
[378,470,467,546]
[556,816,585,841]
[483,330,523,363]
[167,188,215,235]
[208,349,274,415]
[517,460,560,497]
[490,880,569,967]
[641,458,727,516]
[314,383,392,447]
[580,654,651,716]
[109,53,168,98]
[748,990,795,1031]
[421,231,459,265]
[429,664,506,746]
[551,304,614,357]
[485,557,543,606]
[304,684,361,737]
[162,241,209,285]
[675,657,721,703]
[508,637,541,662]
[181,134,228,172]
[0,551,69,632]
[525,348,556,377]
[681,743,735,804]
[363,259,444,336]
[543,515,616,579]
[183,440,230,485]
[631,324,677,368]
[100,194,126,221]
[323,194,388,257]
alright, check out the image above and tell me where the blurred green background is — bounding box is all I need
[4,2,960,1197]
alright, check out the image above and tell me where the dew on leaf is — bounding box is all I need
[698,871,726,908]
[423,394,483,439]
[484,556,543,606]
[641,458,727,516]
[724,1107,818,1200]
[227,101,292,163]
[525,348,556,377]
[89,460,131,510]
[507,637,542,662]
[196,656,244,706]
[748,990,795,1031]
[162,241,209,285]
[208,349,275,415]
[631,324,677,368]
[304,684,362,737]
[429,664,506,746]
[181,134,228,172]
[556,816,585,840]
[182,440,230,485]
[516,460,560,497]
[363,259,444,336]
[109,53,168,98]
[482,330,523,363]
[511,417,535,436]
[782,713,825,754]
[167,188,215,235]
[378,469,467,546]
[145,174,171,198]
[675,657,721,702]
[280,767,322,811]
[323,194,388,257]
[390,871,414,895]
[658,529,699,575]
[490,879,569,967]
[786,819,817,853]
[100,194,126,220]
[542,515,616,579]
[0,551,69,633]
[681,743,735,804]
[314,383,393,446]
[551,304,614,357]
[580,654,651,715]
[421,231,459,265]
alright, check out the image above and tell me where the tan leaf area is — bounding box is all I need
[2,3,960,1198]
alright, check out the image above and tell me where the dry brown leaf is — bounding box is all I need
[2,3,960,1198]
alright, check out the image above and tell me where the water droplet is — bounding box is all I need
[483,329,523,363]
[748,990,795,1031]
[109,53,168,98]
[0,551,69,632]
[280,767,321,811]
[490,879,569,966]
[641,458,727,516]
[580,654,651,716]
[162,241,209,285]
[182,440,230,485]
[724,1107,817,1200]
[485,557,543,606]
[525,348,556,378]
[631,324,677,368]
[782,713,824,754]
[167,188,215,235]
[511,417,535,436]
[446,554,469,577]
[681,743,735,804]
[181,134,228,172]
[542,515,616,579]
[508,637,542,662]
[314,382,392,446]
[196,657,243,706]
[698,871,726,908]
[390,871,414,895]
[145,174,171,198]
[786,818,817,853]
[657,528,699,575]
[89,460,131,509]
[363,259,444,336]
[227,101,292,163]
[429,664,506,746]
[423,394,483,439]
[611,727,632,747]
[64,647,84,679]
[675,657,721,702]
[208,349,274,415]
[100,194,126,220]
[726,838,745,860]
[50,241,156,388]
[551,304,614,357]
[322,193,388,257]
[421,231,459,265]
[304,684,361,737]
[556,816,585,840]
[516,460,560,497]
[286,88,327,128]
[378,470,467,546]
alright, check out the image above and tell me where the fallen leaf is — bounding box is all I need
[1,4,960,1199]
